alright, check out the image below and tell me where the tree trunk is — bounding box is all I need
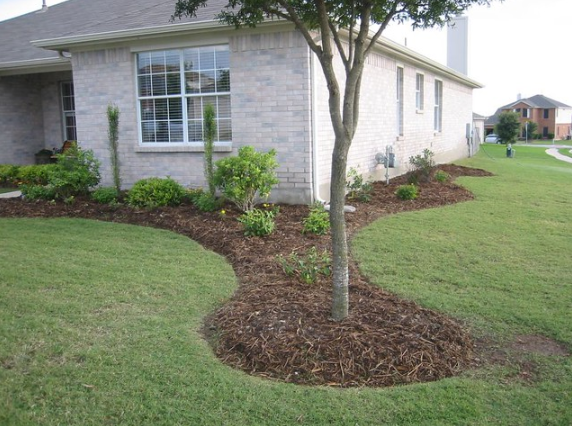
[329,134,351,321]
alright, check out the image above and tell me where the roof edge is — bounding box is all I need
[0,57,71,76]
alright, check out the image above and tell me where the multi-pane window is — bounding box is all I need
[543,109,549,119]
[434,80,443,132]
[61,81,77,141]
[415,73,424,111]
[396,67,404,136]
[137,45,231,144]
[522,108,530,118]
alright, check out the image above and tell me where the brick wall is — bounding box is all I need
[71,31,313,203]
[313,46,474,200]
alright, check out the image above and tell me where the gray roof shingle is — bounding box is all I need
[0,0,222,64]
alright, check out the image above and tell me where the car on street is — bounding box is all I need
[485,133,502,143]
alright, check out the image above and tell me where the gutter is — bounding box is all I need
[0,57,70,76]
[30,19,291,51]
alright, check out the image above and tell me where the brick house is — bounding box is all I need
[0,0,482,204]
[485,95,572,140]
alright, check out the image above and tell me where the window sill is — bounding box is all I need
[433,131,442,137]
[135,144,233,153]
[396,135,405,141]
[416,109,424,114]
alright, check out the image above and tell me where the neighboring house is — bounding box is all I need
[472,112,486,144]
[485,95,572,140]
[0,0,482,204]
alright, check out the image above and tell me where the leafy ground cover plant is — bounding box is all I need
[346,167,373,202]
[277,246,331,284]
[395,183,418,200]
[434,169,450,183]
[127,177,186,208]
[238,206,278,237]
[302,202,330,235]
[213,146,279,212]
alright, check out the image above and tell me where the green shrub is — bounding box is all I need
[395,184,418,200]
[127,177,186,208]
[17,164,55,186]
[0,164,20,185]
[20,184,56,201]
[213,146,279,212]
[277,246,331,285]
[302,202,330,235]
[547,132,555,139]
[346,167,373,202]
[237,207,278,237]
[203,103,216,197]
[193,191,220,212]
[409,149,434,183]
[91,187,119,204]
[434,170,450,183]
[48,147,100,199]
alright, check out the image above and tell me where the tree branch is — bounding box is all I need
[276,0,323,57]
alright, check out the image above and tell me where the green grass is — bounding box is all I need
[558,148,572,158]
[1,147,571,425]
[522,139,572,146]
[0,187,17,194]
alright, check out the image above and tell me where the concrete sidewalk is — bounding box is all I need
[0,190,21,199]
[545,148,572,164]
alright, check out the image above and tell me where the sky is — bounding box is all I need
[1,0,570,116]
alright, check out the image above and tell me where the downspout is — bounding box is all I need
[310,42,326,204]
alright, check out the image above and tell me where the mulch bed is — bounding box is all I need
[0,164,495,387]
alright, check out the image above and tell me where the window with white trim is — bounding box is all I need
[396,66,404,136]
[137,45,231,144]
[434,79,443,132]
[415,73,424,111]
[61,81,77,141]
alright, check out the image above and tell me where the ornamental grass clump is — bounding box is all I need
[213,146,279,212]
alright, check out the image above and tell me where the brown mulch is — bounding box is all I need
[0,164,497,387]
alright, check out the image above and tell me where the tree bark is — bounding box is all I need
[329,135,351,320]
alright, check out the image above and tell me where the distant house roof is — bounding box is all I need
[473,112,487,121]
[501,94,572,110]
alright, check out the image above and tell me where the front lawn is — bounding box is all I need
[1,145,571,425]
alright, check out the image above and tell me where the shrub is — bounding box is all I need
[302,202,330,235]
[91,187,119,204]
[48,147,101,199]
[409,149,434,183]
[213,146,279,212]
[127,177,186,208]
[237,207,278,237]
[17,164,55,186]
[395,184,418,200]
[203,103,216,197]
[193,191,220,212]
[0,164,20,185]
[20,184,56,201]
[346,167,373,202]
[277,246,331,285]
[106,104,121,193]
[547,132,555,140]
[434,170,450,183]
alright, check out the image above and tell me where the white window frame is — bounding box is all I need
[415,73,424,112]
[396,66,404,137]
[136,45,231,147]
[60,81,76,141]
[434,79,443,133]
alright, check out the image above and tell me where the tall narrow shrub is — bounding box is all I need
[107,104,121,192]
[203,103,217,197]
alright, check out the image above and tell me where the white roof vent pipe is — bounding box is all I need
[40,0,49,12]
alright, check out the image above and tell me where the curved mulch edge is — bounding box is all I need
[0,164,494,387]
